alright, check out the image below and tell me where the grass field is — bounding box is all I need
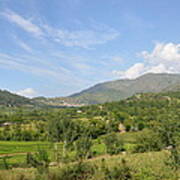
[0,141,58,169]
[0,131,140,169]
[0,141,52,154]
[0,150,179,180]
[1,131,177,180]
[0,140,106,169]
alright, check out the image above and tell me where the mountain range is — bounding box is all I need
[60,73,180,104]
[1,73,180,106]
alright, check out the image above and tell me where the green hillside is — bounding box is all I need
[2,73,180,106]
[0,90,34,107]
[60,73,180,104]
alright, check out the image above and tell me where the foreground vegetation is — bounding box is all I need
[0,91,180,179]
[0,151,179,180]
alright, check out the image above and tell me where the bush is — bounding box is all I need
[56,161,95,180]
[75,135,93,160]
[134,130,163,153]
[104,133,124,155]
[166,145,180,171]
[26,148,50,174]
[102,159,133,180]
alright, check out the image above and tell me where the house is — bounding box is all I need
[118,123,126,133]
[0,122,13,127]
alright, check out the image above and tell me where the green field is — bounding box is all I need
[0,141,59,169]
[0,140,105,169]
[0,141,52,154]
[0,132,137,169]
[0,150,179,180]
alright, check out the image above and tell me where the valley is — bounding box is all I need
[0,83,179,179]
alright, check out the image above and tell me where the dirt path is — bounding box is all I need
[0,152,29,158]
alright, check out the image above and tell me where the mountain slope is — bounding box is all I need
[162,83,180,92]
[0,90,34,106]
[62,73,180,104]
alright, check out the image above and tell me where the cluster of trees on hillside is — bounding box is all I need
[0,92,179,142]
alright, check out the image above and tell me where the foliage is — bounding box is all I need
[26,148,50,174]
[1,156,10,170]
[104,133,124,155]
[74,133,93,160]
[55,161,95,180]
[0,151,179,180]
[152,115,180,171]
[102,159,133,180]
[134,130,164,153]
[0,90,180,179]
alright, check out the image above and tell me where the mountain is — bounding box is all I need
[0,90,67,108]
[162,83,180,92]
[32,96,66,107]
[4,73,180,106]
[61,73,180,104]
[0,90,34,107]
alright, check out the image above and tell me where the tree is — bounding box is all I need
[75,133,93,160]
[26,148,50,174]
[134,129,163,153]
[47,112,82,159]
[104,133,124,155]
[153,116,180,171]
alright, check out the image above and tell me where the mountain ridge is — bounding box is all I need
[62,73,180,104]
[1,73,180,106]
[0,89,34,106]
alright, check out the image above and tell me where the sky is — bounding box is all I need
[0,0,180,97]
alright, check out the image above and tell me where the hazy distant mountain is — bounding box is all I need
[162,83,180,92]
[61,73,180,104]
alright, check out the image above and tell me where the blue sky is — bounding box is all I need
[0,0,180,97]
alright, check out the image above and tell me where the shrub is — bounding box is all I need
[1,156,10,170]
[56,161,95,180]
[134,130,163,153]
[75,135,93,160]
[26,148,50,174]
[166,145,180,171]
[102,159,133,180]
[104,133,124,155]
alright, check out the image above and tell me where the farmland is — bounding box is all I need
[0,92,179,179]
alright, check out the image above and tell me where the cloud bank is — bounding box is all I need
[16,88,37,98]
[113,43,180,79]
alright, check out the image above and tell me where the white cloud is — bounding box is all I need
[113,43,180,79]
[140,43,180,64]
[16,88,37,98]
[0,52,90,88]
[14,38,33,52]
[113,63,145,79]
[18,42,32,52]
[0,53,67,80]
[111,56,124,63]
[2,9,119,49]
[147,64,169,74]
[1,10,43,37]
[42,24,119,49]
